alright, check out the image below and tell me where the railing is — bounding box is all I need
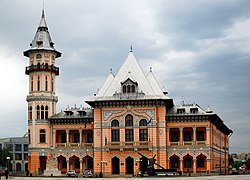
[170,142,179,146]
[25,65,59,75]
[106,141,149,149]
[197,141,206,145]
[56,143,66,147]
[183,141,193,146]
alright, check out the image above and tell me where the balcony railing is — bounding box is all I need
[106,141,149,149]
[25,64,59,75]
[55,142,93,148]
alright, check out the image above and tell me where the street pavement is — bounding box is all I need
[4,174,250,180]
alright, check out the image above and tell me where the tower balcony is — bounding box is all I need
[25,64,59,75]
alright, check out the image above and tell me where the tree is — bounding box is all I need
[0,148,12,168]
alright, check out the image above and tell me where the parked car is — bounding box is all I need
[67,170,78,177]
[84,169,93,177]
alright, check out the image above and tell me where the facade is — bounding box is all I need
[0,136,29,175]
[23,11,232,177]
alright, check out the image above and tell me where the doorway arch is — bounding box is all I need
[111,157,120,174]
[126,156,134,174]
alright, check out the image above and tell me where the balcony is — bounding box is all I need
[55,142,93,148]
[106,141,149,150]
[25,64,59,75]
[170,142,179,146]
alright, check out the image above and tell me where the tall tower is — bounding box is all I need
[23,10,61,175]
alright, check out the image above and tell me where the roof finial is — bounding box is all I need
[150,67,152,72]
[42,2,45,18]
[110,68,113,74]
[130,45,133,52]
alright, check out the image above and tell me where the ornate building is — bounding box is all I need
[23,11,232,177]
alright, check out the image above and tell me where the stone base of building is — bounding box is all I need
[43,170,61,176]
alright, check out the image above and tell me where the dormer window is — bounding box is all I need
[177,108,185,114]
[190,108,198,114]
[121,78,138,94]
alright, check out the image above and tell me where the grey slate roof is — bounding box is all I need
[23,10,61,58]
[49,107,93,119]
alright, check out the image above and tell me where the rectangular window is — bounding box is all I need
[184,131,192,141]
[170,131,179,142]
[15,144,22,151]
[139,129,148,141]
[111,130,120,142]
[190,108,198,114]
[125,129,134,141]
[15,153,22,160]
[6,144,13,151]
[24,153,28,161]
[197,131,205,141]
[177,108,185,114]
[24,144,28,152]
[197,158,205,168]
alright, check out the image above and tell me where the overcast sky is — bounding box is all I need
[0,0,249,153]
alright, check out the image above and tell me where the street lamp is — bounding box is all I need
[6,156,10,177]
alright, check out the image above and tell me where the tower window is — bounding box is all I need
[127,85,131,93]
[37,76,40,91]
[37,105,40,119]
[45,106,48,119]
[31,76,33,91]
[125,115,133,141]
[39,129,46,143]
[28,130,30,144]
[41,105,44,119]
[51,78,54,92]
[45,76,48,91]
[28,106,32,120]
[36,54,42,59]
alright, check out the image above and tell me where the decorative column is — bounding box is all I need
[193,159,197,174]
[79,130,82,147]
[166,128,170,146]
[66,130,69,146]
[53,129,56,147]
[180,159,183,173]
[66,158,70,172]
[193,127,196,145]
[80,159,83,174]
[180,128,183,146]
[206,128,210,146]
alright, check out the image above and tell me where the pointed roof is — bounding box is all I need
[94,51,169,100]
[23,10,61,58]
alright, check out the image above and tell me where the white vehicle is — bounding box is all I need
[84,169,93,177]
[67,170,78,177]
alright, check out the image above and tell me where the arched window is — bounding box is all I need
[123,85,126,93]
[16,163,21,171]
[127,85,131,93]
[37,105,40,119]
[37,62,41,69]
[111,157,120,174]
[170,155,180,169]
[37,76,40,91]
[28,106,32,120]
[40,129,46,143]
[139,119,148,141]
[111,120,119,127]
[125,115,133,126]
[131,85,135,93]
[183,155,193,168]
[111,120,119,142]
[45,76,48,91]
[51,78,54,92]
[45,63,48,69]
[45,106,48,119]
[36,54,42,59]
[197,154,206,168]
[125,115,133,141]
[41,105,44,119]
[31,76,33,91]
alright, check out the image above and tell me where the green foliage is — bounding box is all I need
[0,148,12,167]
[245,159,250,170]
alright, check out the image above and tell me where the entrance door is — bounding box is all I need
[140,157,148,174]
[126,157,134,174]
[39,156,47,173]
[111,157,120,174]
